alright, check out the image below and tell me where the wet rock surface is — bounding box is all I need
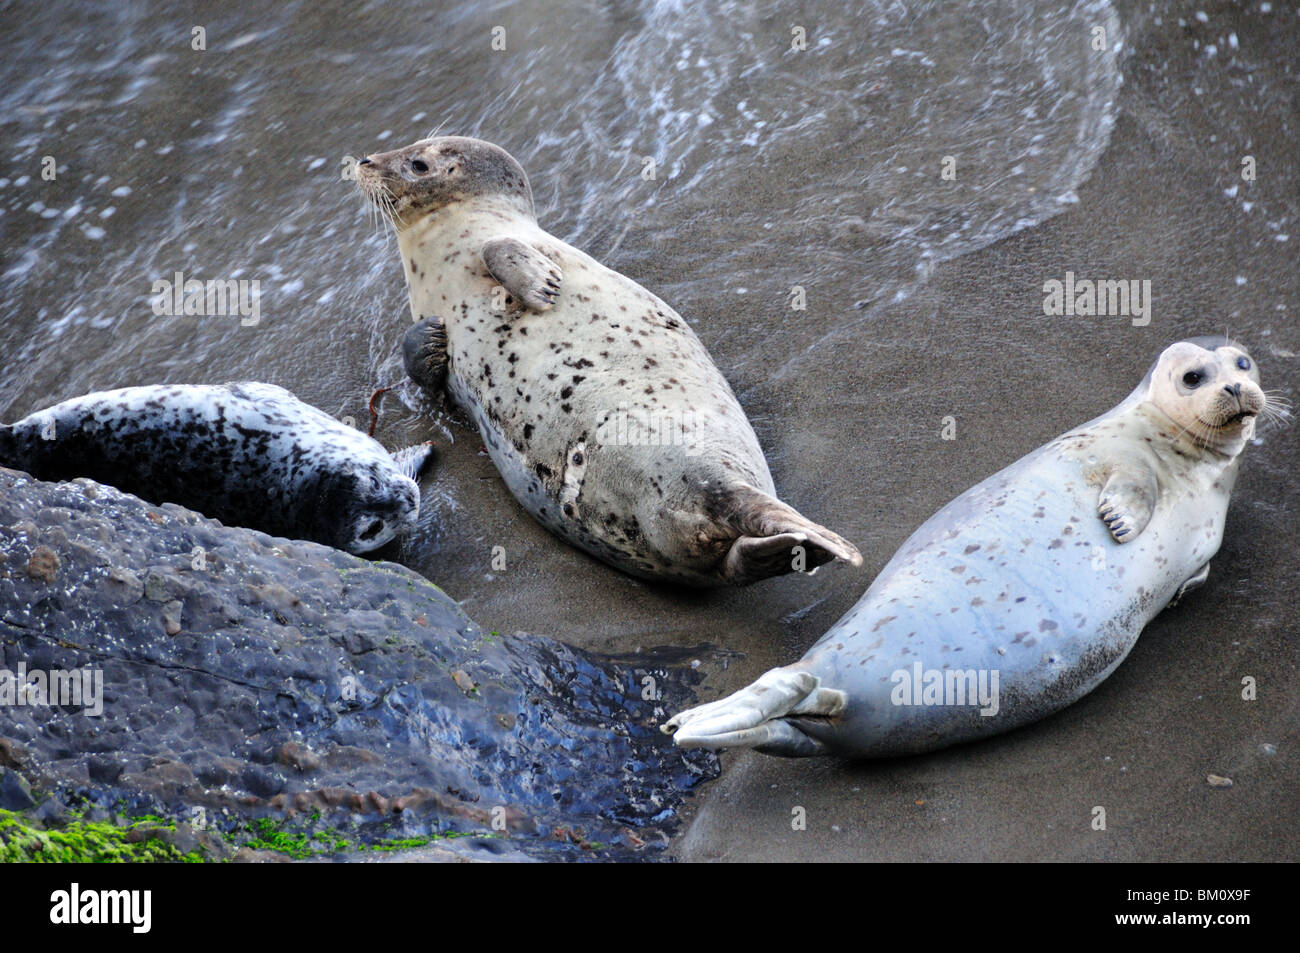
[0,467,717,860]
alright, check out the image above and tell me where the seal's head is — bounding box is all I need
[1146,337,1265,455]
[307,464,420,554]
[348,480,419,553]
[354,135,534,228]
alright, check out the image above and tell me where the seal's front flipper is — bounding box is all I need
[403,316,448,393]
[1097,466,1157,543]
[721,484,862,584]
[481,236,562,312]
[1168,561,1211,607]
[390,442,436,481]
[663,668,845,758]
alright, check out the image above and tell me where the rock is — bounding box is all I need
[0,738,28,769]
[240,766,286,799]
[0,467,716,859]
[32,795,67,824]
[143,759,197,789]
[25,546,59,583]
[161,599,183,635]
[0,767,35,810]
[104,567,144,604]
[232,847,295,863]
[275,742,322,774]
[87,755,124,785]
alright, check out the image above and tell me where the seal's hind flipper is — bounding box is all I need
[481,236,562,312]
[663,668,845,757]
[390,442,436,481]
[724,532,812,584]
[402,316,449,393]
[720,484,862,584]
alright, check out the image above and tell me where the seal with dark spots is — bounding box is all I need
[665,338,1274,756]
[0,382,435,554]
[357,135,861,586]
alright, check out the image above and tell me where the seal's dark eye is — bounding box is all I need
[410,159,429,173]
[1182,371,1203,388]
[1237,356,1251,371]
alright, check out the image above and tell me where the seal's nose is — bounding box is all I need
[358,157,373,166]
[1223,383,1242,397]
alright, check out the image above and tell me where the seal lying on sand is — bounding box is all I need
[665,338,1274,756]
[0,382,434,554]
[354,134,860,586]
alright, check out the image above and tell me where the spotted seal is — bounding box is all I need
[354,135,861,586]
[665,338,1274,756]
[0,382,434,554]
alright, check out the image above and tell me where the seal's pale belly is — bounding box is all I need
[793,439,1233,757]
[400,210,774,581]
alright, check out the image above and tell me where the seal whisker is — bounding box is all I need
[372,182,400,231]
[1258,393,1293,427]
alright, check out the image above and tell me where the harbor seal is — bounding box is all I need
[354,134,861,586]
[0,382,435,554]
[665,338,1272,756]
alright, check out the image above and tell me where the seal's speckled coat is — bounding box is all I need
[0,382,429,553]
[358,135,860,586]
[666,339,1267,756]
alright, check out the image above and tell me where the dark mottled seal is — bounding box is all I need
[355,135,861,586]
[666,339,1271,756]
[0,382,434,553]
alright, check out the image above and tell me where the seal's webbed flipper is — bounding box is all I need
[481,236,562,311]
[721,484,862,584]
[390,442,436,482]
[663,668,845,757]
[402,316,449,393]
[724,532,813,584]
[1097,465,1157,543]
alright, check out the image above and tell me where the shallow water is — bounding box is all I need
[3,0,1297,858]
[3,0,1121,608]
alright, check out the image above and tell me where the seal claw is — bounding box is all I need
[1097,466,1157,543]
[402,316,449,393]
